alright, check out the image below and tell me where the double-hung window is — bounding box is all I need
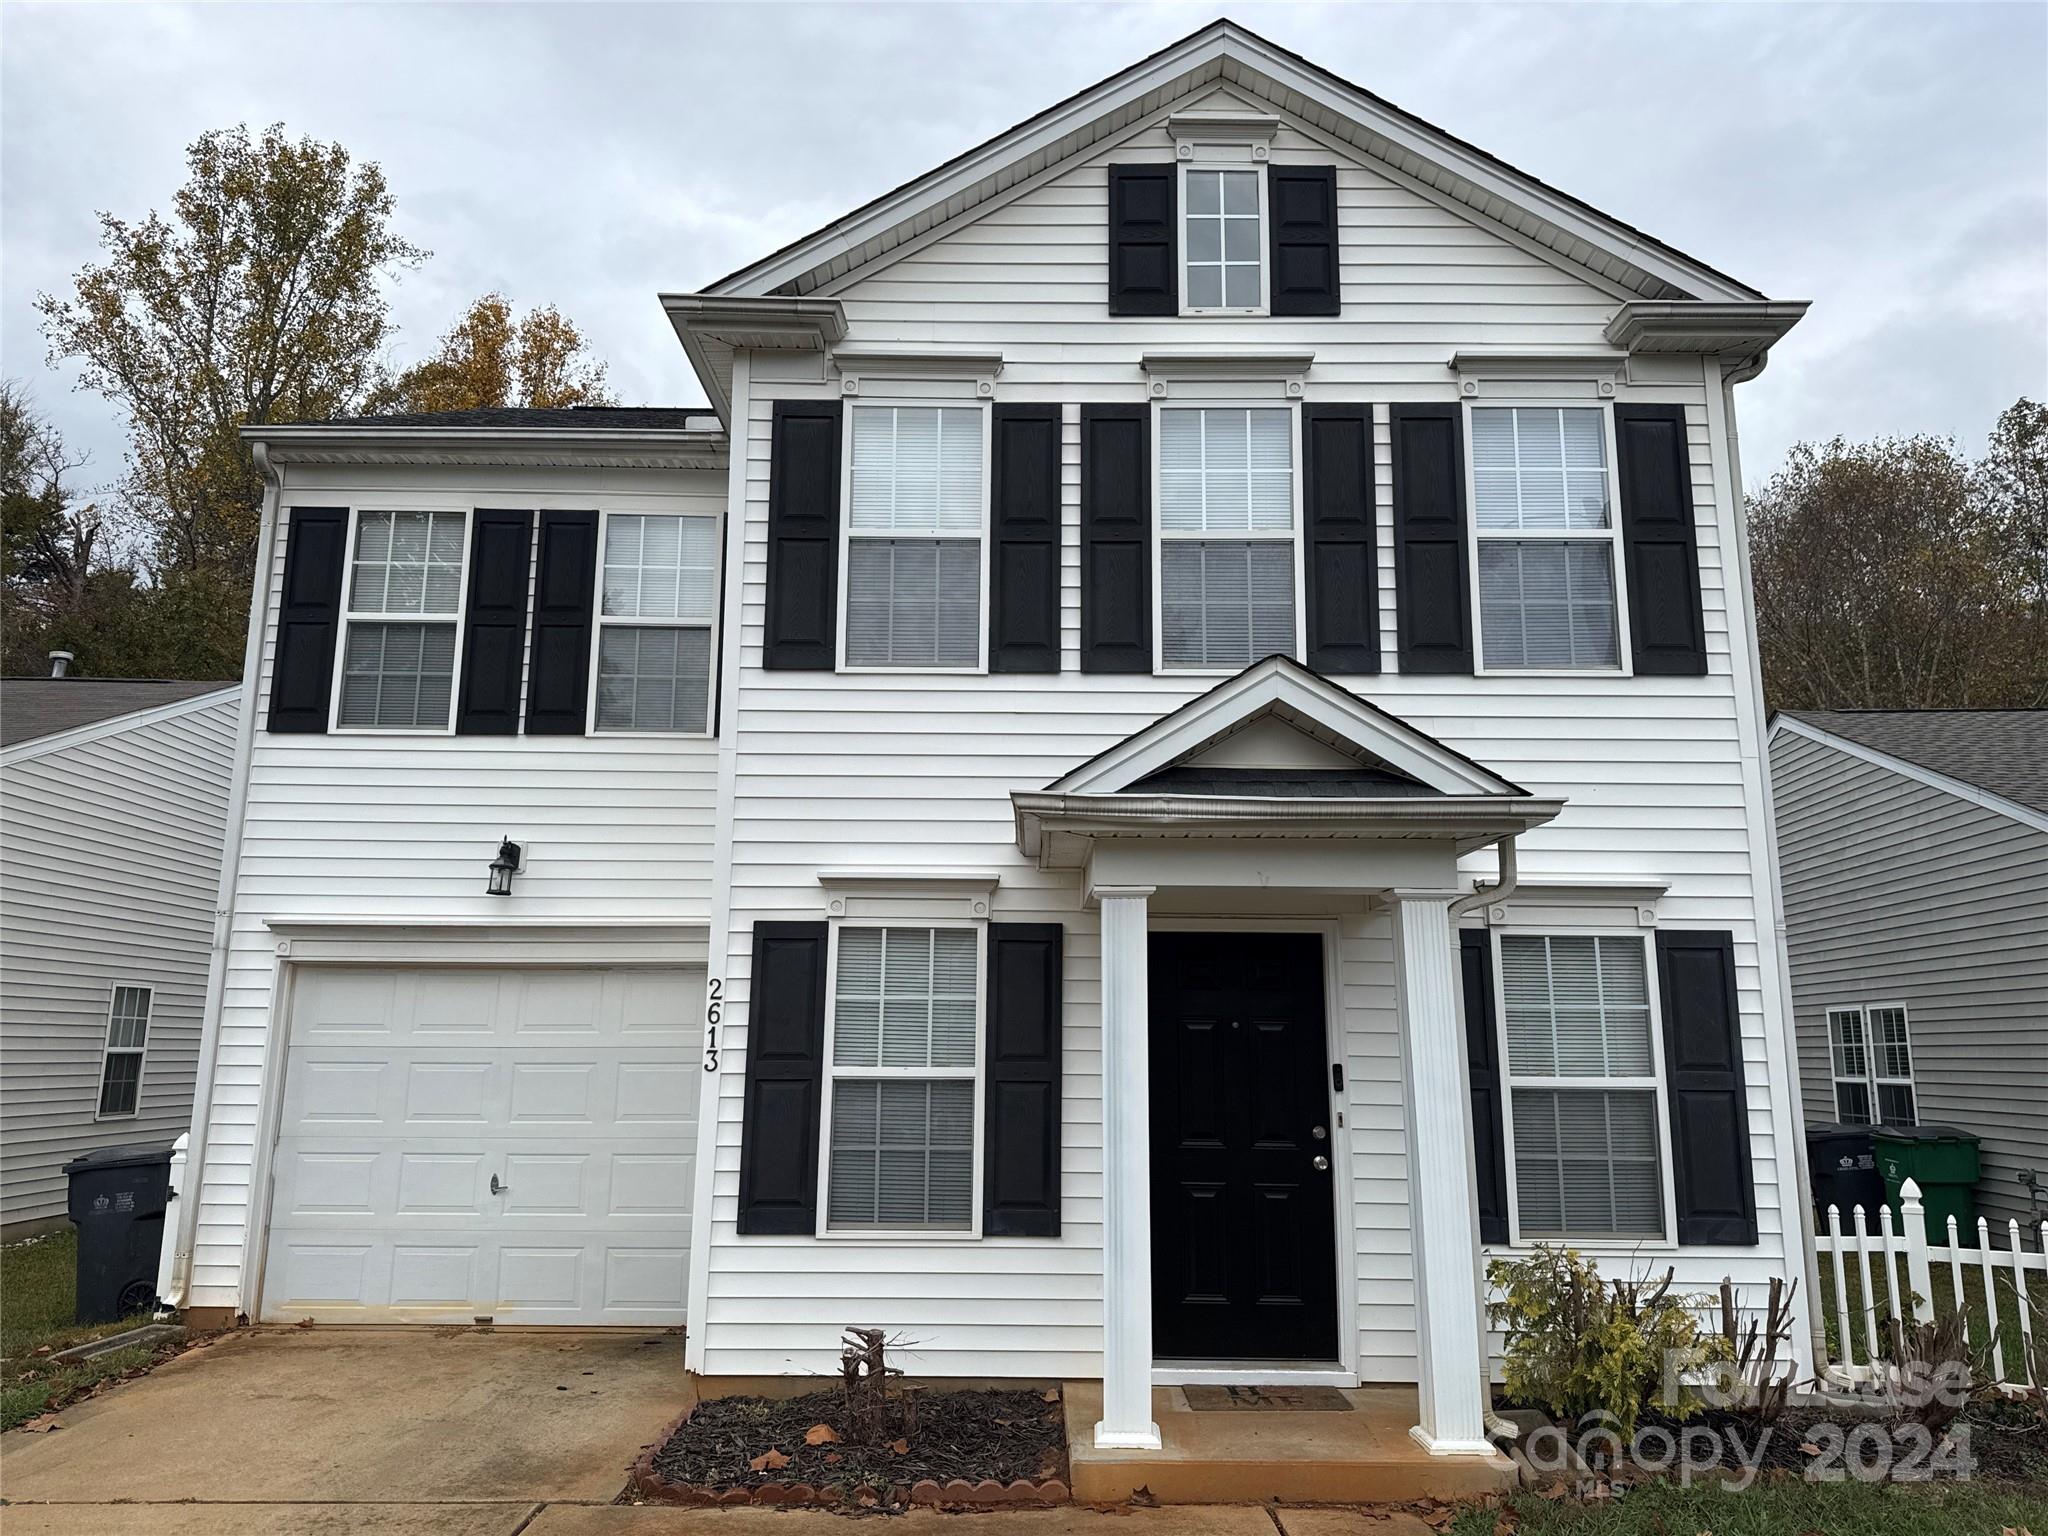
[1181,165,1265,313]
[97,985,151,1118]
[337,510,467,730]
[1497,933,1668,1240]
[843,405,987,670]
[1470,406,1625,671]
[1158,405,1299,669]
[823,926,981,1232]
[1828,1005,1916,1125]
[595,513,718,733]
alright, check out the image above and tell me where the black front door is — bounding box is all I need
[1150,930,1339,1362]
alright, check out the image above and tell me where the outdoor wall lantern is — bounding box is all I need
[487,838,523,896]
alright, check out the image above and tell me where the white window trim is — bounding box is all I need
[1491,926,1679,1250]
[1178,160,1269,318]
[1828,1002,1917,1125]
[584,507,723,738]
[815,916,987,1240]
[834,399,993,676]
[329,505,473,735]
[1462,401,1634,679]
[95,983,152,1122]
[1150,399,1307,676]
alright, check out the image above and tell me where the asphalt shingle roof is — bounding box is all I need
[300,407,714,430]
[1782,709,2048,817]
[0,677,237,749]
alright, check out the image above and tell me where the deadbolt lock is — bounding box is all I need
[1311,1125,1327,1140]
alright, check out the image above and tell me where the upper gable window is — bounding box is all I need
[843,404,988,671]
[337,510,467,731]
[1470,406,1625,672]
[1182,166,1265,314]
[1157,405,1299,669]
[595,513,718,734]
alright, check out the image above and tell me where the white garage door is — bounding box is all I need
[261,965,703,1325]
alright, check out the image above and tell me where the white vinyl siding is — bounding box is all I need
[843,405,987,670]
[595,512,718,734]
[1181,166,1264,312]
[1498,934,1666,1240]
[337,509,467,730]
[1157,406,1298,669]
[1827,1004,1916,1126]
[823,926,981,1233]
[96,985,152,1118]
[1471,407,1622,671]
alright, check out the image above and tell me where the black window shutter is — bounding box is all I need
[990,405,1062,674]
[1303,404,1377,674]
[1656,930,1758,1245]
[1460,928,1509,1245]
[1107,165,1176,316]
[736,921,828,1236]
[523,510,598,735]
[1391,404,1473,674]
[456,509,534,735]
[1080,405,1151,673]
[1615,404,1708,677]
[266,507,348,734]
[983,922,1063,1236]
[765,400,842,670]
[1268,165,1339,317]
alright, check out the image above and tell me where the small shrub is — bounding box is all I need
[1487,1244,1729,1439]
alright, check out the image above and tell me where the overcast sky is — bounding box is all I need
[4,1,2044,498]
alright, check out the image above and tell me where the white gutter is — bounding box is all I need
[163,443,281,1311]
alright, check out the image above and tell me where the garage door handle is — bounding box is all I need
[490,1174,509,1195]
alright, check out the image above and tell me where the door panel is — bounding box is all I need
[1150,931,1340,1361]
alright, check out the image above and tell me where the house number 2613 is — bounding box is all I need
[702,979,723,1072]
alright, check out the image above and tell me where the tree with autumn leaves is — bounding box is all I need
[13,123,616,677]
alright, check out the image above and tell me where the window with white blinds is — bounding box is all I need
[1157,406,1298,669]
[595,513,718,733]
[1497,933,1667,1240]
[97,985,151,1119]
[824,926,981,1231]
[1828,1005,1916,1126]
[844,405,986,669]
[337,510,467,730]
[1470,407,1624,670]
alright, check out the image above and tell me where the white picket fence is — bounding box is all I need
[1815,1178,2048,1388]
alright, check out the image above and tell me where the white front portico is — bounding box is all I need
[1013,657,1561,1456]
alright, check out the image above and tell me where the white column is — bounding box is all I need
[1392,892,1492,1456]
[1094,884,1160,1451]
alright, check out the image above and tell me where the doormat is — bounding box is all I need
[1182,1385,1353,1412]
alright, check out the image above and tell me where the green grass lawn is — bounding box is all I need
[1448,1477,2048,1535]
[1816,1246,2048,1384]
[1,1229,160,1431]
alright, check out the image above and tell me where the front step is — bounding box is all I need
[1062,1383,1516,1505]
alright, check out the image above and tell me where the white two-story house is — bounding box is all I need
[165,20,1813,1468]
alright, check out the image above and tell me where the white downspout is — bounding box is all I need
[163,441,280,1312]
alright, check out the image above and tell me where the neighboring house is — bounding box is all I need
[1770,709,2048,1232]
[1,673,240,1236]
[163,20,1813,1464]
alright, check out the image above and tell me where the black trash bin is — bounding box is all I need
[64,1144,171,1324]
[1806,1122,1884,1220]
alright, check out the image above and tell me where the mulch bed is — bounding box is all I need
[1616,1398,2048,1486]
[636,1385,1070,1508]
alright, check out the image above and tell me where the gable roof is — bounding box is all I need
[1777,709,2048,822]
[0,678,237,749]
[707,17,1765,305]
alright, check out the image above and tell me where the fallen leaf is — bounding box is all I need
[824,1452,843,1465]
[804,1422,839,1446]
[18,1414,62,1433]
[1042,1388,1060,1403]
[750,1448,789,1472]
[294,1317,315,1329]
[31,1344,51,1356]
[1798,1441,1821,1455]
[890,1438,909,1454]
[1493,1514,1520,1536]
[1422,1511,1454,1532]
[1130,1485,1158,1508]
[1538,1481,1569,1500]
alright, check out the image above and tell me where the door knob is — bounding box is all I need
[1312,1155,1329,1171]
[490,1173,509,1195]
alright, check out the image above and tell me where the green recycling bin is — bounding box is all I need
[1871,1125,1981,1245]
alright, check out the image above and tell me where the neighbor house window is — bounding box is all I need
[594,513,718,732]
[1181,166,1265,312]
[823,926,980,1231]
[1471,407,1623,670]
[1158,405,1297,669]
[97,985,151,1118]
[1828,1005,1916,1125]
[337,509,466,730]
[843,405,986,669]
[1498,934,1666,1240]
